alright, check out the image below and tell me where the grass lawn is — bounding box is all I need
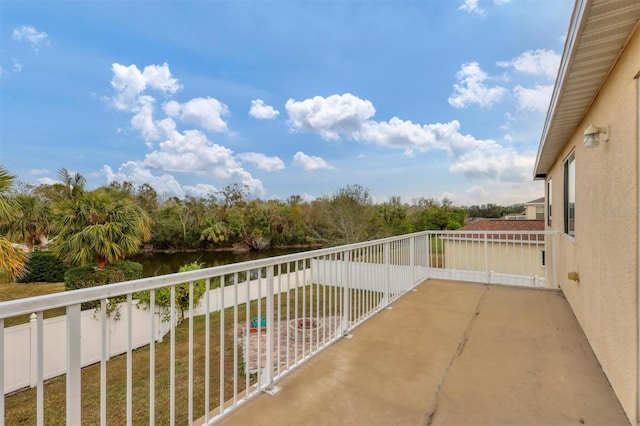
[0,282,66,327]
[4,284,366,425]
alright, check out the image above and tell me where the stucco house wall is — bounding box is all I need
[544,25,639,423]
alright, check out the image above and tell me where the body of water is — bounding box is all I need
[128,247,311,278]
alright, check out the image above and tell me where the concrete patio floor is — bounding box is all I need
[215,279,629,426]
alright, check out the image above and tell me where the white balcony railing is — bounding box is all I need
[1,230,557,425]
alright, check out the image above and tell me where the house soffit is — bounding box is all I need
[533,0,640,178]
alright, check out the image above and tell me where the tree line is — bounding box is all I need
[0,165,525,277]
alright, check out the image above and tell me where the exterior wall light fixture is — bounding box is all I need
[583,124,609,148]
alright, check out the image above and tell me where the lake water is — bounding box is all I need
[128,248,311,278]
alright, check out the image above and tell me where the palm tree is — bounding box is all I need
[7,194,50,252]
[58,168,86,199]
[51,187,152,270]
[0,166,27,279]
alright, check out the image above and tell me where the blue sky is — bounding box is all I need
[0,0,573,205]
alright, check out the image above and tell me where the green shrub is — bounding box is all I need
[18,252,68,283]
[136,261,207,321]
[64,261,143,311]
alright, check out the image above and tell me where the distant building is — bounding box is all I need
[525,197,545,220]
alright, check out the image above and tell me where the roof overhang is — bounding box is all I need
[533,0,640,179]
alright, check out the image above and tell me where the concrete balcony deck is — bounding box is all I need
[215,279,628,426]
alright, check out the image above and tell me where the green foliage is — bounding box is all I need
[51,187,151,269]
[64,261,143,310]
[18,251,68,283]
[6,194,51,252]
[464,203,524,219]
[0,165,27,279]
[136,261,207,321]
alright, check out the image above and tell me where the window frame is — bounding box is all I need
[563,151,575,238]
[546,179,552,227]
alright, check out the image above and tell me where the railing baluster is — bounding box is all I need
[342,251,351,336]
[204,279,210,423]
[36,311,43,426]
[149,289,155,426]
[384,242,390,308]
[100,299,107,426]
[170,285,175,426]
[263,266,280,395]
[66,303,82,425]
[188,281,194,425]
[244,272,250,401]
[219,275,225,416]
[127,294,133,426]
[484,232,489,283]
[0,318,3,426]
[234,272,239,403]
[286,263,291,369]
[276,264,281,377]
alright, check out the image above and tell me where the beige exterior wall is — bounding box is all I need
[525,204,544,220]
[545,27,639,423]
[444,239,546,278]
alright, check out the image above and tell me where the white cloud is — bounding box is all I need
[183,183,218,198]
[36,177,61,186]
[292,152,335,171]
[448,62,506,108]
[513,84,553,113]
[494,0,511,4]
[164,97,230,133]
[106,62,267,198]
[237,152,285,171]
[29,168,50,175]
[441,181,543,206]
[249,99,280,120]
[12,59,22,73]
[286,93,375,140]
[103,163,186,198]
[300,193,316,202]
[109,63,181,112]
[284,93,532,182]
[357,118,440,155]
[143,129,239,178]
[497,49,560,80]
[459,0,485,16]
[12,25,49,51]
[130,95,161,145]
[448,143,535,182]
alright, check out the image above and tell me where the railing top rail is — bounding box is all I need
[0,230,426,319]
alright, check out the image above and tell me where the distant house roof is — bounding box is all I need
[534,0,640,178]
[526,197,545,205]
[442,219,545,242]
